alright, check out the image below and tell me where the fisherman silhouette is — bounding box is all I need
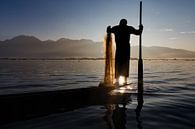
[107,19,143,84]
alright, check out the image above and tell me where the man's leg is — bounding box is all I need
[124,77,127,85]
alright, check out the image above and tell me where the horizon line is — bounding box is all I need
[1,57,195,61]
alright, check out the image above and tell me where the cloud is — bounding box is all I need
[180,31,195,34]
[160,28,174,32]
[168,37,177,40]
[180,32,187,34]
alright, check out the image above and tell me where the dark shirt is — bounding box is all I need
[110,25,142,49]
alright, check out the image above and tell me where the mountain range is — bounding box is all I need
[1,35,195,59]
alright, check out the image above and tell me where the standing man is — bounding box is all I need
[107,19,143,85]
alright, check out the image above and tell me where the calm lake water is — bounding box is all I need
[0,60,195,129]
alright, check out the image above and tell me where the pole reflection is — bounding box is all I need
[135,80,144,129]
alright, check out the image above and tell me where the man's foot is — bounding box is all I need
[114,82,119,87]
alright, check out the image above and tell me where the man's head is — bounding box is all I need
[119,19,127,26]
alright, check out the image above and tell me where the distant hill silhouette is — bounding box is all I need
[132,46,195,58]
[1,35,195,58]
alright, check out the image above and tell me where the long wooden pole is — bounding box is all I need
[137,1,144,114]
[138,1,143,82]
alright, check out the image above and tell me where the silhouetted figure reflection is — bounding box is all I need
[112,104,127,129]
[104,104,127,129]
[135,80,144,129]
[104,104,115,129]
[107,19,143,84]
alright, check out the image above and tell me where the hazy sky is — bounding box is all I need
[0,0,195,51]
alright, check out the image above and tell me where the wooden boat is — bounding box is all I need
[0,86,131,124]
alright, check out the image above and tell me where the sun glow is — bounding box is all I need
[119,76,125,86]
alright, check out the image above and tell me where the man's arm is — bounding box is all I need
[130,24,143,35]
[107,26,112,34]
[106,25,118,34]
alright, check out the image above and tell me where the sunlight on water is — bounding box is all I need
[118,76,125,86]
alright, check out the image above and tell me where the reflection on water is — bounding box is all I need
[104,104,127,129]
[135,79,144,129]
[104,81,143,129]
[104,104,115,129]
